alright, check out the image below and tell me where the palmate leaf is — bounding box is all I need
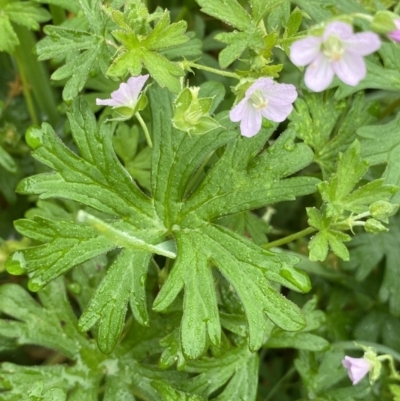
[149,85,318,357]
[7,97,165,353]
[317,141,398,218]
[289,92,379,178]
[195,0,274,68]
[181,346,258,400]
[36,0,112,100]
[0,278,266,401]
[107,9,199,93]
[0,280,187,401]
[0,0,50,53]
[9,84,319,358]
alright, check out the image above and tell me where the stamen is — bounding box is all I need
[322,35,344,62]
[250,91,269,110]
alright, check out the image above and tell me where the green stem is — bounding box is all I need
[264,366,296,401]
[333,341,400,363]
[13,25,60,126]
[185,61,240,79]
[350,13,373,22]
[135,112,153,148]
[13,48,39,125]
[377,355,400,380]
[264,227,316,250]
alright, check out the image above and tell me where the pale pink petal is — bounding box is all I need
[96,75,149,109]
[304,54,335,92]
[96,98,120,106]
[323,22,353,41]
[126,74,149,101]
[239,106,262,137]
[342,356,371,385]
[230,98,250,122]
[344,32,381,56]
[264,83,298,106]
[332,54,366,86]
[261,103,293,122]
[290,36,322,66]
[110,83,131,105]
[245,77,274,97]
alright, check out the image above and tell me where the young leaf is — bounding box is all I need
[36,0,112,100]
[251,0,289,22]
[0,1,50,53]
[182,346,258,400]
[107,9,192,93]
[152,381,205,401]
[307,207,351,262]
[317,141,398,218]
[195,0,252,31]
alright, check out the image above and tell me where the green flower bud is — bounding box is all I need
[364,218,388,234]
[173,87,220,135]
[363,348,382,384]
[369,201,398,223]
[371,11,397,34]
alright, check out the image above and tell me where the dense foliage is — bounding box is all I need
[1,0,400,399]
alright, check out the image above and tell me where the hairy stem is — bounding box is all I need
[264,227,317,250]
[185,61,240,79]
[135,112,153,148]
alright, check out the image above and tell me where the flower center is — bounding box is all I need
[250,90,269,110]
[322,35,344,62]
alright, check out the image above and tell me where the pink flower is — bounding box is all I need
[96,75,149,110]
[290,22,381,92]
[342,356,371,385]
[229,78,297,137]
[388,20,400,42]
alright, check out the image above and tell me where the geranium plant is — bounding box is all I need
[1,0,400,400]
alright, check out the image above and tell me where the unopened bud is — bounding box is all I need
[371,11,397,34]
[365,218,388,234]
[369,201,398,222]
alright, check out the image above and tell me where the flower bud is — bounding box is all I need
[371,11,397,34]
[369,201,398,223]
[173,87,220,135]
[364,218,388,234]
